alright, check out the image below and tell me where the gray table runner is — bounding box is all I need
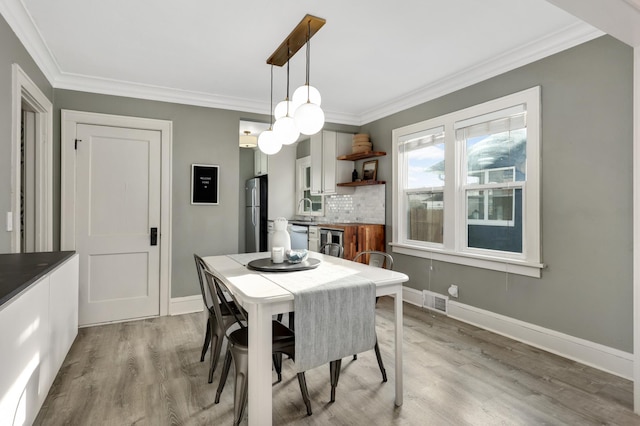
[290,273,376,372]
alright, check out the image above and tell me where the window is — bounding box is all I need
[392,87,541,277]
[296,157,324,216]
[401,126,445,244]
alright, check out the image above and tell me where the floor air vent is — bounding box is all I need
[423,290,448,314]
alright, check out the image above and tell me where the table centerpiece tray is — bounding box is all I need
[247,257,321,272]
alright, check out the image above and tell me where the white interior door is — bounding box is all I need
[76,123,161,326]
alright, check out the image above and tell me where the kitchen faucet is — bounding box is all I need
[297,198,313,220]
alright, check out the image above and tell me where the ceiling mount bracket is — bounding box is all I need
[266,14,326,66]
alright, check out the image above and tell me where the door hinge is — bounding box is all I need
[74,139,81,150]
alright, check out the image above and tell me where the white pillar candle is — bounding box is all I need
[271,247,284,263]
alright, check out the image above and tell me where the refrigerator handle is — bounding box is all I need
[252,187,257,226]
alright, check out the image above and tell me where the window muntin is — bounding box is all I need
[392,87,541,274]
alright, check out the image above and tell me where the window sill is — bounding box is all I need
[389,243,543,278]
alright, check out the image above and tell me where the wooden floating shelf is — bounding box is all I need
[337,180,386,187]
[337,151,386,161]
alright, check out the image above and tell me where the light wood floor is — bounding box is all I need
[34,297,639,425]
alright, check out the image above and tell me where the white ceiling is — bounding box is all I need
[2,0,602,126]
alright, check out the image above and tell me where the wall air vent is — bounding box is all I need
[422,290,448,314]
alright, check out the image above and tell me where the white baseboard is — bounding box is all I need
[447,301,633,380]
[170,295,204,316]
[402,286,423,307]
[400,289,633,379]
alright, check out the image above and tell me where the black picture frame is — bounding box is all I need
[191,164,219,205]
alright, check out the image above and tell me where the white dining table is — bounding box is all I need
[203,251,408,426]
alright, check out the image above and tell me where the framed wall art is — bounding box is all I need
[191,164,219,205]
[362,160,378,181]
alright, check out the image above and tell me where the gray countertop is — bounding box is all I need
[0,251,76,307]
[288,220,385,228]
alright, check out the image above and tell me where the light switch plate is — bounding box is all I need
[6,212,12,231]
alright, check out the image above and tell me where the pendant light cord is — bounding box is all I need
[306,20,311,101]
[286,45,291,115]
[286,53,290,101]
[269,64,274,127]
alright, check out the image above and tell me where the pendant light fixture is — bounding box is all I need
[260,14,325,154]
[272,54,300,145]
[293,19,325,135]
[258,65,282,155]
[239,130,258,148]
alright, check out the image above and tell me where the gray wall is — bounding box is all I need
[361,35,633,352]
[238,147,255,253]
[0,14,53,253]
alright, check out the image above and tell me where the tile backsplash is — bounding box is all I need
[323,184,385,224]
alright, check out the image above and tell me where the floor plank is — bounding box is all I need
[34,297,639,425]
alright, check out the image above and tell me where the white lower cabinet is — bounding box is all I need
[0,254,79,426]
[310,131,354,195]
[308,226,320,252]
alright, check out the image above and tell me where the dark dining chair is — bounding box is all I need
[194,254,240,383]
[353,250,394,270]
[353,250,393,306]
[319,242,344,258]
[328,251,393,403]
[203,268,313,425]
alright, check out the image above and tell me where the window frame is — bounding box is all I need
[296,156,324,216]
[391,87,542,278]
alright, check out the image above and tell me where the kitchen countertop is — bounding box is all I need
[0,251,76,308]
[289,220,385,228]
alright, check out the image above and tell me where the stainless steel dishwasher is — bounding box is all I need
[288,224,309,250]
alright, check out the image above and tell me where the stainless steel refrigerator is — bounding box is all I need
[245,175,268,252]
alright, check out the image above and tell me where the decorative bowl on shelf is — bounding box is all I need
[286,249,308,263]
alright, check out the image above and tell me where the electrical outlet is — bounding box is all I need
[448,284,459,298]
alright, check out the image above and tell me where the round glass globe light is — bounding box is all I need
[292,85,321,111]
[294,102,325,135]
[257,130,282,155]
[274,100,294,120]
[273,116,300,145]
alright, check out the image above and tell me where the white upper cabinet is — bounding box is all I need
[310,131,354,195]
[254,148,268,176]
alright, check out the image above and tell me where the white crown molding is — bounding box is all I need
[1,1,603,126]
[54,71,273,113]
[0,0,61,82]
[53,71,364,125]
[358,22,604,125]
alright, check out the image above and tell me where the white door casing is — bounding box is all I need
[61,110,172,325]
[11,63,53,252]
